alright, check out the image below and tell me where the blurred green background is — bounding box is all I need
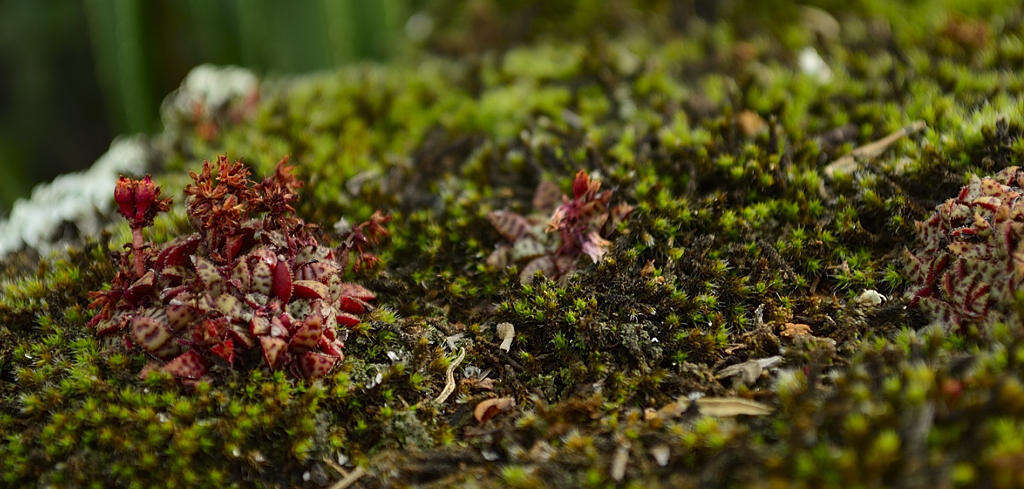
[0,0,712,211]
[0,0,408,210]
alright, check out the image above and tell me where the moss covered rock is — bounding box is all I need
[5,1,1024,487]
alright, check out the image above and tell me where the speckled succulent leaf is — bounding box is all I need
[289,314,322,350]
[511,237,547,261]
[532,180,562,213]
[230,259,251,290]
[250,260,273,296]
[250,315,270,336]
[130,315,173,353]
[296,261,335,281]
[520,256,556,283]
[298,351,337,378]
[162,351,207,379]
[228,324,256,349]
[192,256,223,292]
[488,210,532,241]
[215,293,246,321]
[260,336,287,368]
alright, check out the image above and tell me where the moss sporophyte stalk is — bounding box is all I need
[88,156,389,380]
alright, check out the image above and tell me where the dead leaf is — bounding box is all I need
[433,348,466,404]
[780,322,812,340]
[650,444,670,467]
[652,396,773,419]
[824,121,926,178]
[695,397,773,416]
[716,356,782,385]
[736,110,767,136]
[474,397,515,423]
[610,444,630,481]
[496,322,515,351]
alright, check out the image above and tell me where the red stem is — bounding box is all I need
[131,226,146,277]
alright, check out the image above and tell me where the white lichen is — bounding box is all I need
[0,136,151,256]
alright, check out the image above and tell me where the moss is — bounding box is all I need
[6,0,1024,487]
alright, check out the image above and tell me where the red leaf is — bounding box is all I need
[156,234,200,268]
[339,296,371,314]
[293,280,328,300]
[210,339,235,364]
[338,282,375,301]
[318,335,344,357]
[336,312,361,328]
[124,271,156,304]
[273,260,292,302]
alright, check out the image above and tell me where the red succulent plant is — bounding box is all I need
[487,170,631,283]
[89,155,389,380]
[906,166,1024,329]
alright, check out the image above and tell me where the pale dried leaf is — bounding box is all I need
[611,444,630,481]
[716,356,782,385]
[695,397,773,416]
[433,348,466,404]
[496,322,515,351]
[824,121,926,178]
[581,231,611,263]
[474,396,515,423]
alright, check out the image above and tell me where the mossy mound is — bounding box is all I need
[5,1,1024,487]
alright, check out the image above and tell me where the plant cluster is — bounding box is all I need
[87,156,389,379]
[487,170,631,283]
[906,166,1024,329]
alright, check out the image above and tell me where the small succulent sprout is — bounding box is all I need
[906,166,1024,329]
[486,170,631,283]
[88,155,388,381]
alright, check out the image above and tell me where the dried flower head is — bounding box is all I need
[115,175,172,229]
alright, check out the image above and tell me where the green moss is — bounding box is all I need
[7,0,1024,487]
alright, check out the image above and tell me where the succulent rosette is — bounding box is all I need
[906,166,1024,329]
[88,156,388,380]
